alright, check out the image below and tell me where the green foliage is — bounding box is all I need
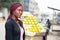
[0,0,19,10]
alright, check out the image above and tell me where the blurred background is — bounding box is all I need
[0,0,60,40]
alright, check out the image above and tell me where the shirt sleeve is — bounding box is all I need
[5,22,13,40]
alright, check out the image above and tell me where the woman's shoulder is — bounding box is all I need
[5,19,13,26]
[5,19,14,30]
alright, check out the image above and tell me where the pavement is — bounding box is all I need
[0,20,6,40]
[0,20,60,40]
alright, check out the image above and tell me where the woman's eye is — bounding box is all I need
[18,9,22,11]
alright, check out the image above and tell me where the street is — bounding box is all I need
[0,20,60,40]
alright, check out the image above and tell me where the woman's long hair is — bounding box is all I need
[7,2,22,21]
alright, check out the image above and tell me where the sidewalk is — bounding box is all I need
[0,20,60,40]
[0,20,6,40]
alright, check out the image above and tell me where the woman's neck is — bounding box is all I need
[12,15,18,22]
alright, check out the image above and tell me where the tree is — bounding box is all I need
[0,0,19,10]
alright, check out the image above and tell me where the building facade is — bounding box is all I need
[20,0,29,11]
[19,0,40,16]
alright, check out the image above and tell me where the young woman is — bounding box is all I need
[5,2,25,40]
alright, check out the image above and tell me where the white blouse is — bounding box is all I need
[19,26,24,40]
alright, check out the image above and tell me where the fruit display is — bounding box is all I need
[25,24,41,32]
[21,12,41,33]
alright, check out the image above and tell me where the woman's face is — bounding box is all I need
[13,6,23,18]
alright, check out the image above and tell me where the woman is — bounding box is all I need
[5,2,25,40]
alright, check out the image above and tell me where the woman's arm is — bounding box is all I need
[5,22,13,40]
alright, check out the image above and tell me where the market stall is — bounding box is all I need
[18,12,48,40]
